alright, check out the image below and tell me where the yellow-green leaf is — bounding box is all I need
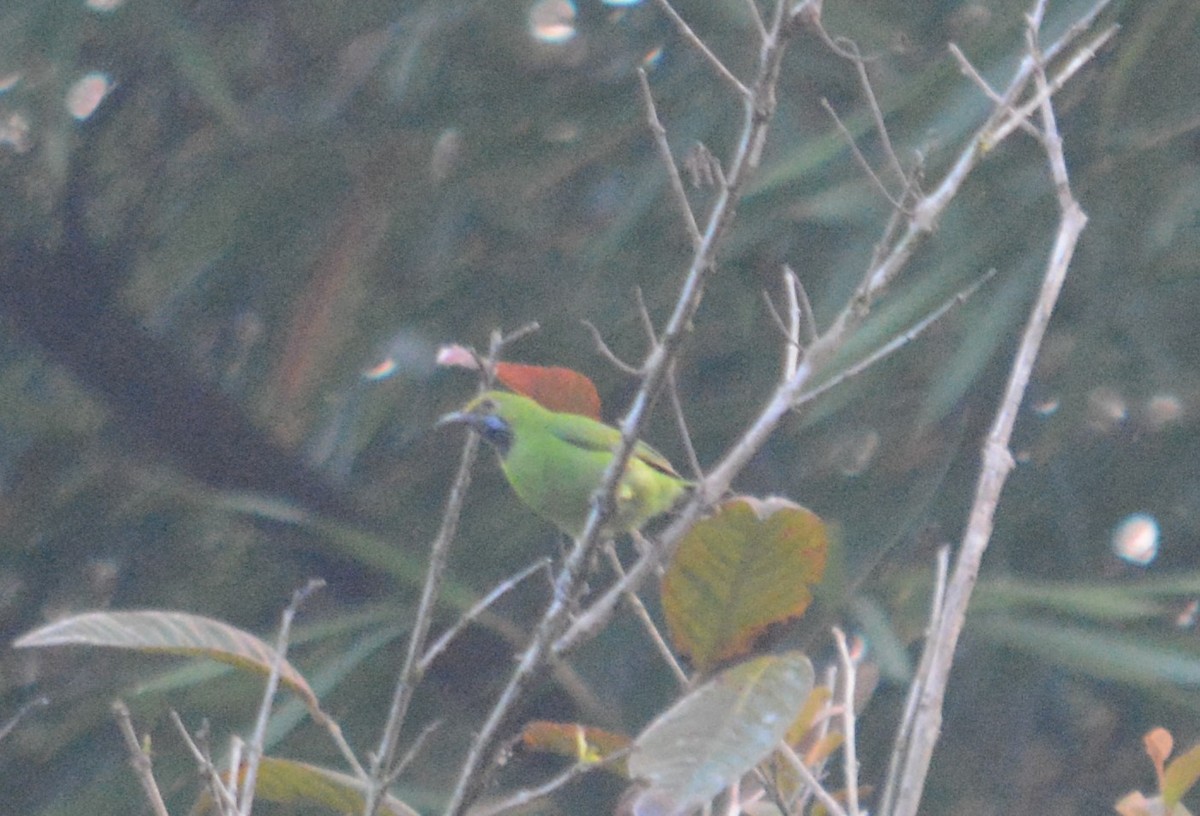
[192,756,418,816]
[1164,743,1200,809]
[662,497,828,671]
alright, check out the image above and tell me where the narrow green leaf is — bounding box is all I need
[14,610,319,713]
[974,616,1200,689]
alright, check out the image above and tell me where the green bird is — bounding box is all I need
[437,390,691,537]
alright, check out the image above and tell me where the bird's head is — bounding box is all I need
[436,391,527,455]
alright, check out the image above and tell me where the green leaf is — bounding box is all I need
[629,652,815,813]
[662,497,828,671]
[14,610,319,715]
[973,616,1200,689]
[1164,744,1200,809]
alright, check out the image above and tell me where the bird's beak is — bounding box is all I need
[434,410,471,430]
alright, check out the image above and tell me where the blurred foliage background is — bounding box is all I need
[0,0,1197,813]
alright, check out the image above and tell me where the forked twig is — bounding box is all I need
[113,700,171,816]
[418,559,551,673]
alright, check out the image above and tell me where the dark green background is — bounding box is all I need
[0,0,1196,813]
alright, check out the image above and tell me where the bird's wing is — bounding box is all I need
[548,415,684,479]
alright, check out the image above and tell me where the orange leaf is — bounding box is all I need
[520,721,631,774]
[1147,728,1175,789]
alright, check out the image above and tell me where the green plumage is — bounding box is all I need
[438,390,691,537]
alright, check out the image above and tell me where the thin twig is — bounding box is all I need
[989,25,1117,147]
[633,285,659,346]
[820,98,905,210]
[637,68,703,249]
[603,544,688,685]
[787,266,818,346]
[832,629,861,816]
[652,0,751,98]
[794,269,996,407]
[741,0,767,40]
[171,710,237,814]
[239,579,323,816]
[113,700,171,816]
[418,559,551,673]
[847,42,909,192]
[384,720,442,790]
[666,361,704,478]
[878,546,950,816]
[776,742,848,816]
[471,745,633,816]
[0,695,47,742]
[582,319,640,375]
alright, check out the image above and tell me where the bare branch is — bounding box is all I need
[582,319,641,375]
[794,269,996,408]
[883,3,1096,812]
[666,361,704,478]
[741,0,767,40]
[878,546,950,816]
[776,742,848,816]
[471,745,633,816]
[823,98,907,210]
[171,711,236,815]
[365,328,535,816]
[0,695,46,743]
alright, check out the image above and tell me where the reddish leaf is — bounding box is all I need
[435,349,602,419]
[1148,728,1175,789]
[494,363,601,419]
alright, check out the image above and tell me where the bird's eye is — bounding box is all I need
[479,398,496,412]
